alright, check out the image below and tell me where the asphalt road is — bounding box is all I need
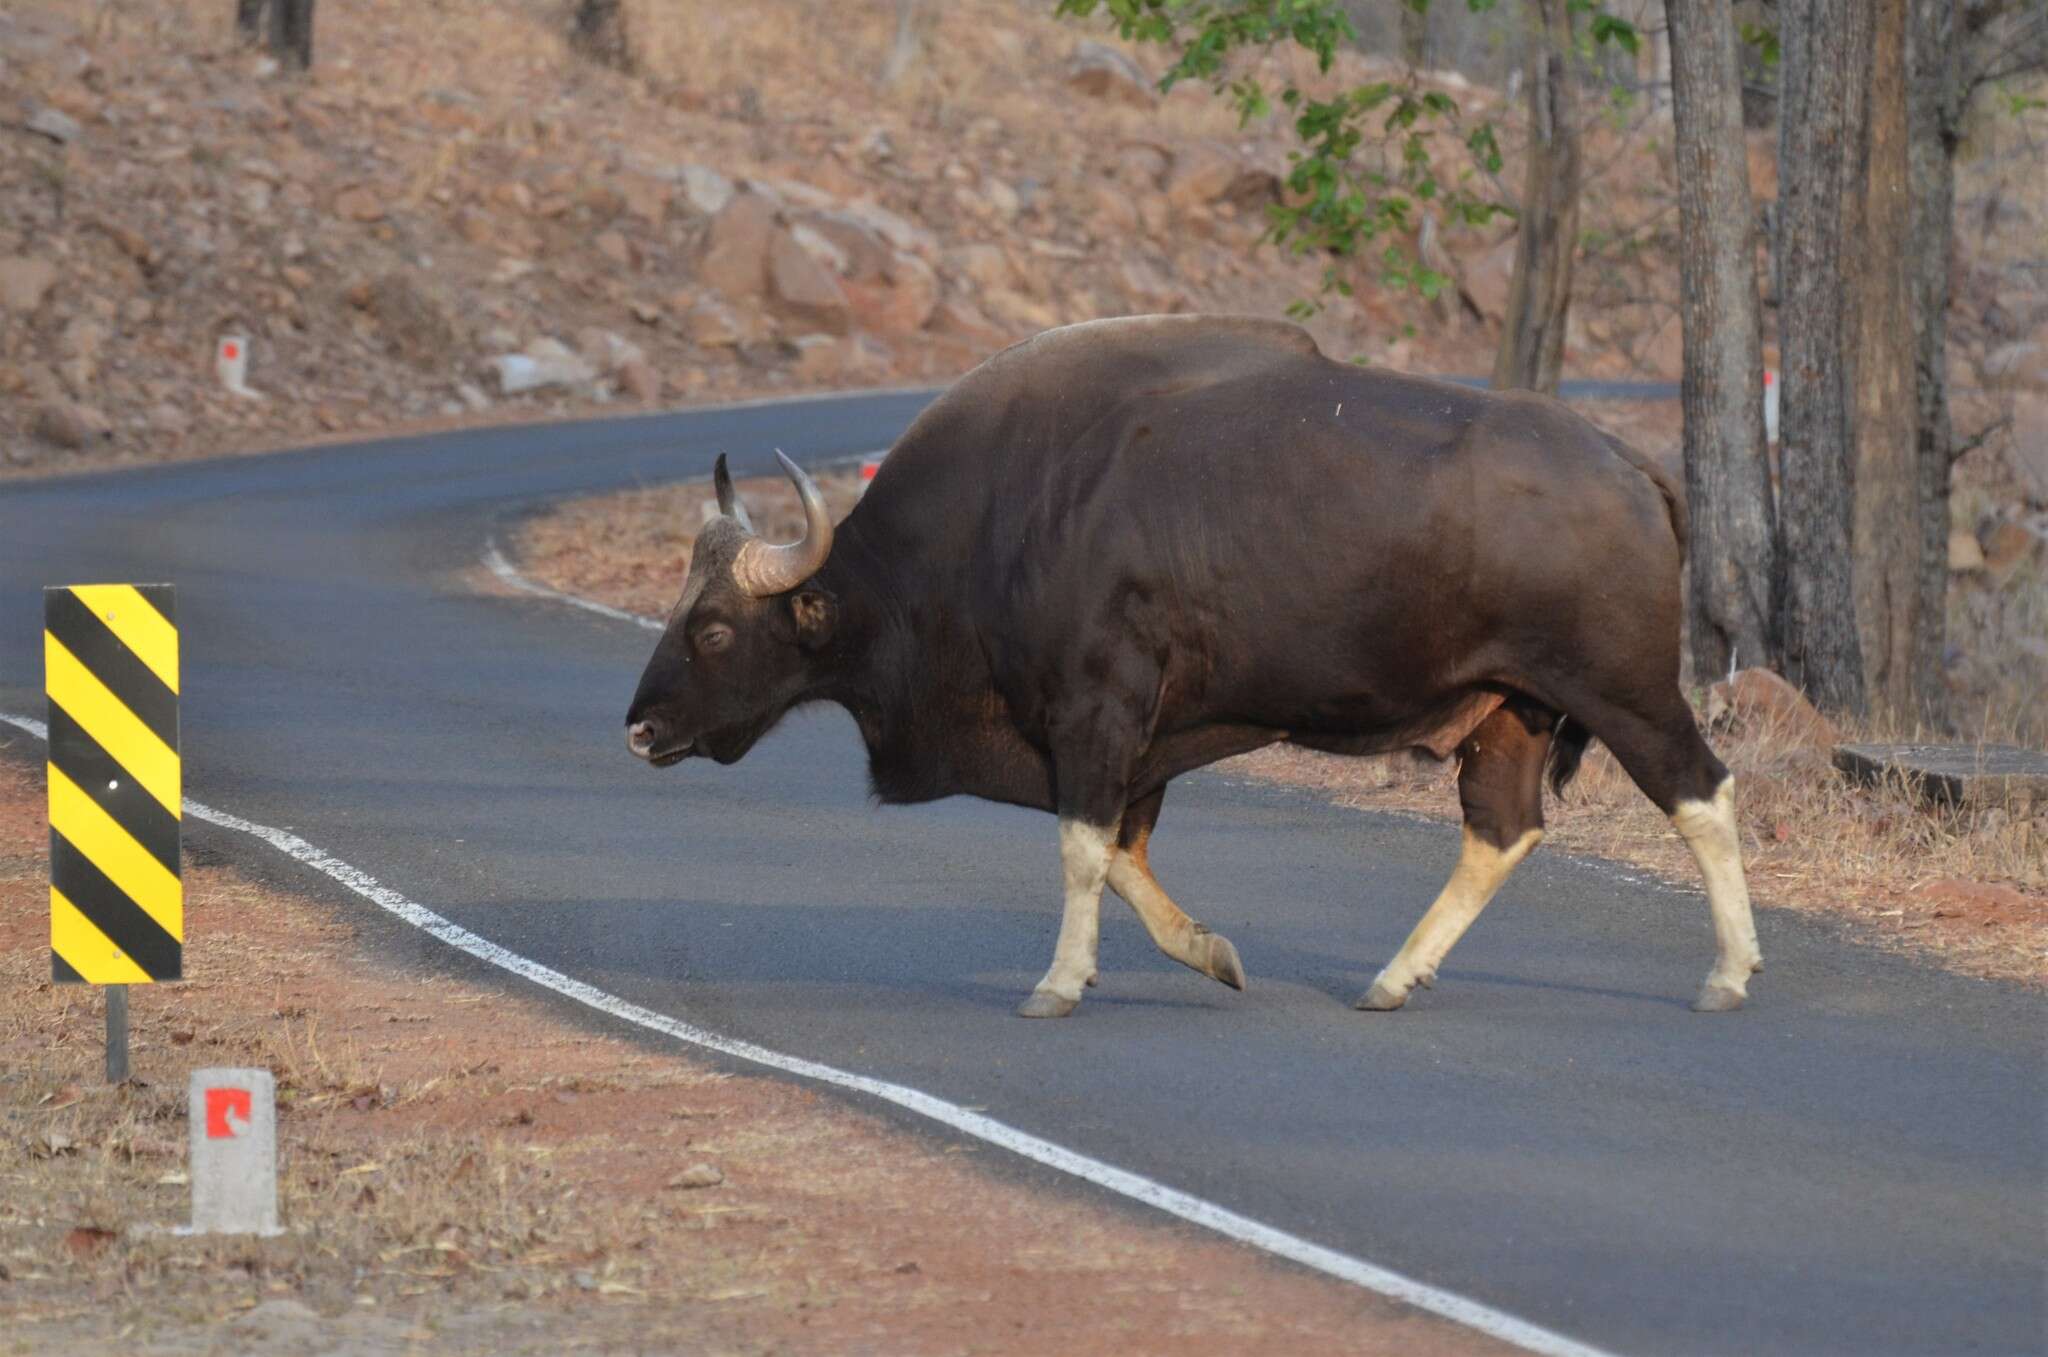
[2,390,2041,1357]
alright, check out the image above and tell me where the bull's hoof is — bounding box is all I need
[1017,989,1080,1019]
[1204,934,1248,991]
[1354,979,1409,1012]
[1691,980,1747,1013]
[1085,972,1099,988]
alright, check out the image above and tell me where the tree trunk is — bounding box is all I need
[1906,0,1963,723]
[1667,0,1777,684]
[235,0,266,44]
[1492,0,1580,395]
[267,0,313,70]
[1848,0,1918,721]
[572,0,630,69]
[1400,1,1430,69]
[1774,0,1873,714]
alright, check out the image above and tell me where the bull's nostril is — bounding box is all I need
[627,720,657,756]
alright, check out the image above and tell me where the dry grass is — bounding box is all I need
[0,752,1502,1356]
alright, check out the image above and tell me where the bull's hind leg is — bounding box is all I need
[1358,703,1551,1011]
[1106,789,1248,991]
[1570,690,1762,1011]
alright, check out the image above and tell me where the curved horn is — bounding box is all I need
[712,453,755,532]
[732,450,834,597]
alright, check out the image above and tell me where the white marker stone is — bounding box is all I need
[186,1067,281,1235]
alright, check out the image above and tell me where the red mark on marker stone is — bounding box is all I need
[222,341,240,361]
[205,1087,252,1139]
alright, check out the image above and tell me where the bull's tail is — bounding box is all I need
[1603,432,1689,560]
[1547,715,1596,797]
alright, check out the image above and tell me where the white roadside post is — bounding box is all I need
[215,334,262,399]
[186,1067,282,1235]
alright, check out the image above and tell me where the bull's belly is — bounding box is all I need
[1251,687,1508,762]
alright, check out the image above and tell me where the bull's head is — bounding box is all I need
[624,452,836,767]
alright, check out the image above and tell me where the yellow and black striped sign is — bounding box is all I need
[44,584,181,984]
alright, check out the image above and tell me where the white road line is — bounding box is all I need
[0,538,1619,1357]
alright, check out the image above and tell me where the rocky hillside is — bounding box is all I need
[1,0,2041,514]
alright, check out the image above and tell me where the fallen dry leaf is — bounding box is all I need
[35,1083,83,1112]
[63,1226,116,1259]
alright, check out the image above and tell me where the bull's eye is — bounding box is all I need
[695,623,735,654]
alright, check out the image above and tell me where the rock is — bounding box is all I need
[798,211,893,281]
[27,106,82,144]
[2010,395,2048,507]
[1979,340,2047,392]
[1114,142,1170,189]
[946,243,1014,292]
[699,191,779,301]
[33,401,111,450]
[1118,258,1186,312]
[576,327,646,375]
[617,358,662,404]
[666,1162,724,1190]
[927,298,1009,349]
[1065,40,1153,107]
[365,272,460,365]
[846,251,939,335]
[1165,143,1276,211]
[678,164,734,216]
[1461,235,1519,322]
[484,341,595,395]
[1916,878,2036,918]
[333,185,386,223]
[1948,529,1986,572]
[1089,181,1141,233]
[685,300,742,348]
[593,230,633,268]
[1704,668,1839,748]
[791,333,852,382]
[1980,518,2041,586]
[836,200,937,259]
[983,177,1022,221]
[453,381,490,412]
[1137,192,1171,237]
[790,223,849,277]
[767,229,850,334]
[0,257,58,314]
[855,127,895,164]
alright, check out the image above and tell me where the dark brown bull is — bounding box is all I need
[626,316,1761,1017]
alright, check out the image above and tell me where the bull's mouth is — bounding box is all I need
[646,743,693,768]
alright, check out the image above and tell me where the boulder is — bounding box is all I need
[836,200,937,260]
[617,358,663,404]
[0,256,58,314]
[33,401,111,450]
[1460,235,1518,323]
[946,243,1014,293]
[685,300,743,348]
[1704,668,1839,748]
[575,327,646,375]
[1114,142,1170,189]
[483,339,595,395]
[767,229,850,334]
[699,191,779,301]
[364,271,459,365]
[846,251,939,336]
[2010,394,2048,507]
[1065,41,1153,108]
[1948,529,1986,572]
[927,298,1010,349]
[1165,143,1278,212]
[332,185,386,223]
[1981,518,2042,587]
[797,211,894,281]
[27,106,82,144]
[678,164,734,217]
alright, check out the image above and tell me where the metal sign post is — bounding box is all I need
[43,583,182,1083]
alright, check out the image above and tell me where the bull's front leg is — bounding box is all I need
[1018,818,1116,1018]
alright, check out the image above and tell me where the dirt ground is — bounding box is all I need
[0,746,1512,1356]
[511,464,2046,989]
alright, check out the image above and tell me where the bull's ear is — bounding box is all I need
[713,454,755,532]
[789,588,835,649]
